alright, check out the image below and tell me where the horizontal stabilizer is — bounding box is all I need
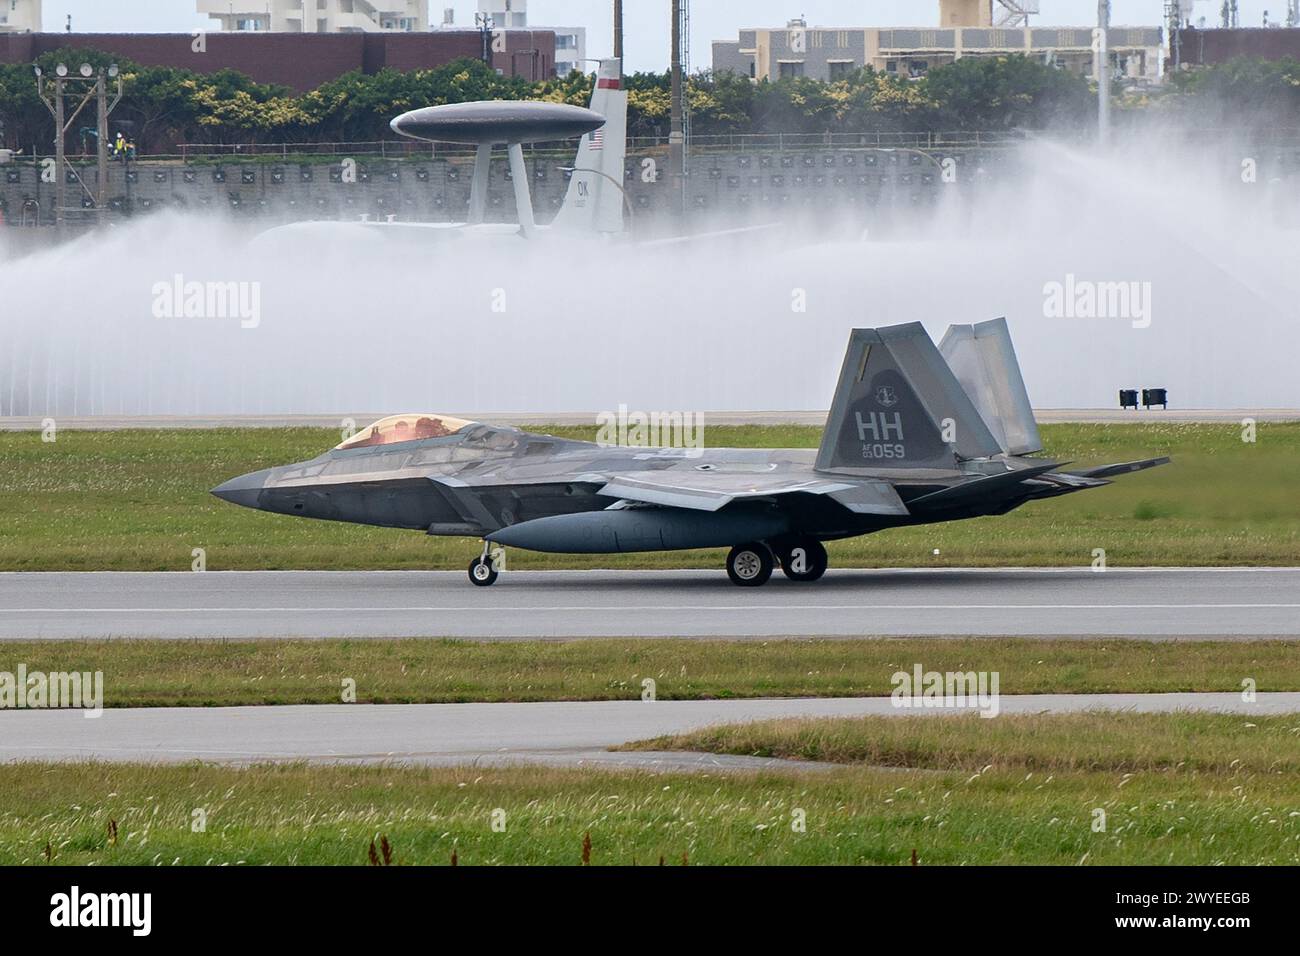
[906,461,1062,510]
[1066,456,1171,480]
[1037,471,1110,490]
[826,482,912,515]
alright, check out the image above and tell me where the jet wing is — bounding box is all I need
[429,473,609,533]
[597,471,909,516]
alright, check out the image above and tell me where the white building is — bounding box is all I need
[473,1,586,75]
[714,1,1162,84]
[197,1,429,33]
[476,0,526,29]
[552,25,585,75]
[0,0,41,33]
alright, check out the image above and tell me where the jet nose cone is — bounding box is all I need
[211,468,272,510]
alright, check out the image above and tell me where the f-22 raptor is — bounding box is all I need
[213,319,1169,586]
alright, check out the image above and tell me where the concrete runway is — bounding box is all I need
[1,567,1297,640]
[3,693,1296,769]
[1,409,1296,430]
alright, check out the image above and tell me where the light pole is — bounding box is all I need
[613,0,624,61]
[36,61,123,229]
[670,0,686,218]
[1097,1,1111,146]
[475,12,495,67]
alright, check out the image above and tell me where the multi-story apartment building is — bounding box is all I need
[476,0,527,30]
[473,0,586,76]
[197,0,429,33]
[0,0,41,33]
[714,1,1162,83]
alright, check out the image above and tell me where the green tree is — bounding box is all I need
[116,66,203,150]
[0,63,51,153]
[1163,56,1300,127]
[840,69,939,132]
[9,45,1221,155]
[924,55,1093,130]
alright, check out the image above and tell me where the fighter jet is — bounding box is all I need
[212,319,1169,587]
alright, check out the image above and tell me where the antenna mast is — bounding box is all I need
[994,2,1040,28]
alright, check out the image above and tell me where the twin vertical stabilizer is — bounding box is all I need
[939,317,1042,456]
[816,319,1042,474]
[816,323,1004,473]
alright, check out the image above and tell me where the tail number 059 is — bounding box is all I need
[861,443,905,460]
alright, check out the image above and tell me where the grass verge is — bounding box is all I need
[618,711,1300,774]
[2,422,1298,570]
[5,713,1300,865]
[1,637,1297,706]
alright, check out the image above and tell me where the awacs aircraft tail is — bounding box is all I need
[816,322,1004,474]
[552,58,628,235]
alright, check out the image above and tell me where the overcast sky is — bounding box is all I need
[44,2,1275,73]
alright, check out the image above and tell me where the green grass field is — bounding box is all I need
[5,713,1298,865]
[620,711,1300,773]
[1,422,1296,571]
[1,637,1295,707]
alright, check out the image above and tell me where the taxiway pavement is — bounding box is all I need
[1,567,1297,640]
[3,693,1295,769]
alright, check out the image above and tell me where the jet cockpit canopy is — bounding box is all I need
[335,414,476,451]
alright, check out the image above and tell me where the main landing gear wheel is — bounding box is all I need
[726,541,774,587]
[468,556,498,587]
[777,538,828,582]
